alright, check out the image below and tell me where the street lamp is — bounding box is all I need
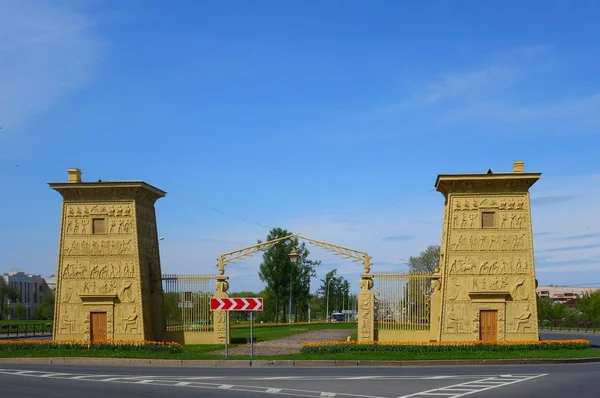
[326,278,332,322]
[288,249,299,324]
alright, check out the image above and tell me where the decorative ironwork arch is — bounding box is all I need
[216,234,372,276]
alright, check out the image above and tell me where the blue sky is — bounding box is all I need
[1,0,600,293]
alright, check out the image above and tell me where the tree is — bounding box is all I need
[577,291,600,324]
[316,269,351,320]
[0,278,20,320]
[407,245,440,274]
[257,228,320,323]
[15,303,26,319]
[34,290,55,320]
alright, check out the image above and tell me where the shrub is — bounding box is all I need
[0,340,182,353]
[300,339,590,354]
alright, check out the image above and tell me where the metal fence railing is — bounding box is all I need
[162,274,216,332]
[372,272,433,332]
[0,322,53,338]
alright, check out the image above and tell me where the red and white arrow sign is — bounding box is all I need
[210,297,263,311]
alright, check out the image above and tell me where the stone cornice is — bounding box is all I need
[48,181,166,205]
[435,173,541,198]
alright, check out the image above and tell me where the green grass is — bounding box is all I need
[0,346,597,361]
[229,322,355,344]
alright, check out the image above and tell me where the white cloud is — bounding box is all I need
[0,1,105,136]
[422,66,518,105]
[375,45,600,130]
[441,94,600,125]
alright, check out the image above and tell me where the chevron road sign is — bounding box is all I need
[210,297,263,311]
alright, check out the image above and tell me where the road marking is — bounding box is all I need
[0,368,546,398]
[175,381,191,386]
[39,373,69,378]
[397,374,548,398]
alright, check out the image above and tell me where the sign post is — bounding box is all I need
[210,297,263,359]
[250,311,254,359]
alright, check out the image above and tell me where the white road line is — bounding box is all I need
[218,384,234,389]
[136,380,154,384]
[266,388,282,393]
[39,373,69,378]
[397,374,548,398]
[175,381,191,386]
[320,393,336,397]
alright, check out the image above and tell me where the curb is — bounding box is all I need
[1,357,600,367]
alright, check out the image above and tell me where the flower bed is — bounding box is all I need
[301,339,590,354]
[0,340,182,353]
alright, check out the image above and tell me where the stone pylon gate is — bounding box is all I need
[50,168,166,342]
[435,161,541,342]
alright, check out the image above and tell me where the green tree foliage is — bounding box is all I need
[407,245,440,274]
[34,290,55,320]
[257,228,320,323]
[316,269,352,319]
[0,278,20,320]
[14,303,26,319]
[577,291,600,323]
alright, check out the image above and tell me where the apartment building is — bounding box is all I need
[537,285,600,304]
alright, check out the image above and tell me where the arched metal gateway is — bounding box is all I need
[212,234,376,343]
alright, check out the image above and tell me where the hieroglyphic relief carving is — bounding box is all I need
[66,204,134,218]
[450,232,528,251]
[447,278,466,301]
[452,212,479,229]
[122,306,139,333]
[452,197,527,211]
[448,257,530,275]
[446,305,467,333]
[472,276,509,291]
[499,213,528,229]
[63,238,135,256]
[513,304,532,333]
[511,277,529,300]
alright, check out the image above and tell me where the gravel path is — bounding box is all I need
[211,329,351,356]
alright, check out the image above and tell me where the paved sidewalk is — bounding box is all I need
[211,329,351,356]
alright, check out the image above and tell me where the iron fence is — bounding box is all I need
[372,272,433,332]
[162,274,216,332]
[0,322,53,338]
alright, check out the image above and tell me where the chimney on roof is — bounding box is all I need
[67,168,82,183]
[513,161,524,173]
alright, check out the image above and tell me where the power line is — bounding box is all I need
[298,187,437,236]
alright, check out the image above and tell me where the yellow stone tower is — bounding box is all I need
[435,161,540,342]
[50,168,166,342]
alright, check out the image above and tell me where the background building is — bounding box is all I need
[44,275,57,292]
[1,271,52,320]
[536,286,600,305]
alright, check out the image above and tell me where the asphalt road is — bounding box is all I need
[0,331,598,397]
[1,362,599,398]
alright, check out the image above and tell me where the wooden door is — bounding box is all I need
[90,312,108,342]
[479,310,498,341]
